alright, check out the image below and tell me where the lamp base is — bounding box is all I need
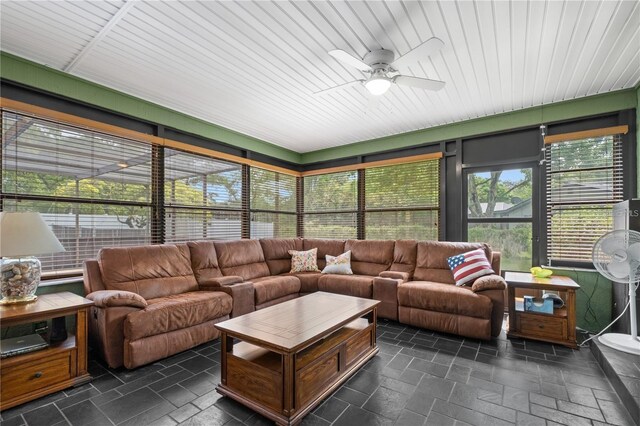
[1,257,41,304]
[598,333,640,355]
[0,294,38,305]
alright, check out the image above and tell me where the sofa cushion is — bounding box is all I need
[303,239,346,270]
[287,272,322,293]
[124,291,232,341]
[318,274,373,298]
[447,248,494,286]
[214,240,270,280]
[187,240,223,284]
[322,251,353,275]
[345,240,394,275]
[397,281,492,319]
[289,248,320,273]
[390,240,418,277]
[99,244,198,300]
[413,241,491,282]
[260,238,303,275]
[252,275,301,305]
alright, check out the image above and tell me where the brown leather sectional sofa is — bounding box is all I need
[83,238,506,369]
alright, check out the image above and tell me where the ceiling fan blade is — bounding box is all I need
[313,80,364,96]
[394,75,445,91]
[329,50,371,72]
[392,37,444,69]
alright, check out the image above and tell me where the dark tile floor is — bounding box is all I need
[1,319,637,426]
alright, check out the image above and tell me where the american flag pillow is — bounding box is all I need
[447,249,494,286]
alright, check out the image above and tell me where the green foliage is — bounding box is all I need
[304,172,357,211]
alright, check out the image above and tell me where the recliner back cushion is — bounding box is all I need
[413,241,492,283]
[187,240,223,284]
[390,240,418,277]
[345,239,394,276]
[214,240,270,280]
[99,244,198,300]
[259,238,303,275]
[303,239,346,270]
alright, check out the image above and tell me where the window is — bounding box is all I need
[303,171,358,239]
[466,168,534,271]
[365,160,439,240]
[546,133,624,265]
[1,111,155,273]
[250,167,297,238]
[164,148,243,242]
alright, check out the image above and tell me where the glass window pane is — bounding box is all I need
[250,212,297,238]
[365,211,438,240]
[303,213,357,239]
[304,171,357,212]
[164,149,242,208]
[467,169,532,219]
[365,161,439,209]
[468,222,532,272]
[2,112,153,203]
[250,168,296,213]
[546,134,623,264]
[164,208,241,242]
[4,199,151,272]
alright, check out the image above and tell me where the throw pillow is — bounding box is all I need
[288,248,320,273]
[321,251,353,275]
[447,248,494,286]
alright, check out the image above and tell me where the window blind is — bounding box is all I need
[546,133,624,264]
[249,167,297,238]
[164,148,243,242]
[1,111,156,274]
[303,171,358,239]
[364,160,440,240]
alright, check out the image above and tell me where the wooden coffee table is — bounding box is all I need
[214,292,380,425]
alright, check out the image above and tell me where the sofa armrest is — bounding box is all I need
[378,271,410,282]
[373,277,400,321]
[471,275,507,293]
[83,259,105,294]
[86,290,147,309]
[198,275,244,288]
[211,282,255,317]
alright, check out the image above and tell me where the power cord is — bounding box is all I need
[578,281,638,347]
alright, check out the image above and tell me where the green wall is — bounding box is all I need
[550,268,612,333]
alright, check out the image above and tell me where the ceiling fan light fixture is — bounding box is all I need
[365,77,391,96]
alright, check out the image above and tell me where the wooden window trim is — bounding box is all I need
[544,125,628,144]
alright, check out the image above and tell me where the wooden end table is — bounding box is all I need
[505,272,580,349]
[0,292,94,410]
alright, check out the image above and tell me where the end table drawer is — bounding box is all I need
[1,351,72,401]
[518,314,566,340]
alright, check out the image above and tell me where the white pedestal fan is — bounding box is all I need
[592,230,640,355]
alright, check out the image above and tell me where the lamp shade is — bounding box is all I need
[0,212,65,257]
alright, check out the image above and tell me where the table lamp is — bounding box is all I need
[0,212,65,304]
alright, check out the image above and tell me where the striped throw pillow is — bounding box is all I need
[446,248,494,286]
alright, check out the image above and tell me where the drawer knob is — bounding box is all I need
[34,372,43,379]
[538,324,544,329]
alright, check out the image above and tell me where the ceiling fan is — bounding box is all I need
[315,37,446,97]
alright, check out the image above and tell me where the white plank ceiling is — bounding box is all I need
[1,0,639,153]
